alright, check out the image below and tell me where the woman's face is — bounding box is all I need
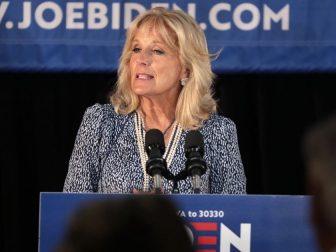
[129,26,186,100]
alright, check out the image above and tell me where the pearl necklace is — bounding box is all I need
[134,111,182,192]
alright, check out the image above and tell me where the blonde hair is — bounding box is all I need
[110,7,217,129]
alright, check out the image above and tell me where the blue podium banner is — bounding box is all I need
[1,1,336,72]
[39,193,318,252]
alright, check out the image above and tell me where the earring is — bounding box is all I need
[180,78,188,86]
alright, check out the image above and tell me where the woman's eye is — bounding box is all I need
[153,49,164,55]
[132,47,141,53]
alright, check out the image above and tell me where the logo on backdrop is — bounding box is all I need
[0,1,289,31]
[185,222,251,252]
[178,209,252,252]
[6,0,335,72]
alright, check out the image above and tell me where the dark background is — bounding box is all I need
[1,72,336,251]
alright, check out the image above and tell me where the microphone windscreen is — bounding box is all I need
[185,130,204,150]
[145,129,165,152]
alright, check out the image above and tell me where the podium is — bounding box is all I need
[39,193,318,252]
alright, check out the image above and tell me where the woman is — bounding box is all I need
[63,7,246,194]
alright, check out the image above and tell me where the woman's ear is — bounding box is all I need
[180,68,190,87]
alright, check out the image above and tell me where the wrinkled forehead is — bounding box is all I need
[133,17,178,49]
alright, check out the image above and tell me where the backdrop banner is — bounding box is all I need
[1,0,336,72]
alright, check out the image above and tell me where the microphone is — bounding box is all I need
[145,129,167,193]
[185,130,207,194]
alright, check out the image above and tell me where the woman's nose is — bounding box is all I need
[136,50,152,66]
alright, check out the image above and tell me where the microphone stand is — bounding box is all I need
[172,179,179,194]
[167,170,188,194]
[146,156,166,194]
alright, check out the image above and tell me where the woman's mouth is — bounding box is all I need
[136,73,154,80]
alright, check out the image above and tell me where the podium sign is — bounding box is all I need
[39,193,318,252]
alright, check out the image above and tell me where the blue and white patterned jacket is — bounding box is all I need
[63,103,246,194]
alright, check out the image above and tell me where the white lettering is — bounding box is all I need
[220,223,251,252]
[0,1,9,24]
[111,3,120,29]
[209,3,231,31]
[35,2,62,29]
[88,3,108,29]
[173,3,196,19]
[177,210,186,217]
[264,4,289,31]
[18,2,31,29]
[0,2,290,32]
[66,3,84,29]
[124,3,146,29]
[234,3,260,31]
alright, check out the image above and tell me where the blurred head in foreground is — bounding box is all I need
[56,196,194,252]
[304,113,336,252]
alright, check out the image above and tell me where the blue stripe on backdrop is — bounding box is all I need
[0,0,335,72]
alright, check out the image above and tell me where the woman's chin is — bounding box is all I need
[132,85,154,96]
[132,89,151,97]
